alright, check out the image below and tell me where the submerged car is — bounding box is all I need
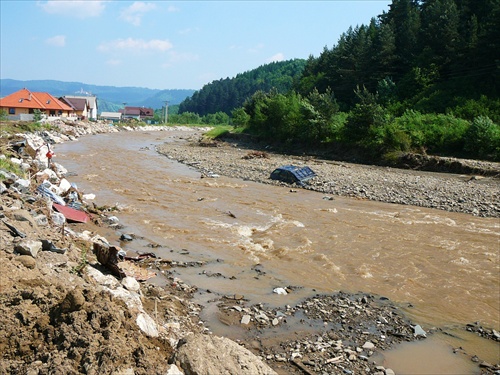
[270,165,317,185]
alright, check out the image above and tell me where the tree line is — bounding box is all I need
[178,0,500,161]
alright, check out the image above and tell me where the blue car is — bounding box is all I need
[270,165,316,185]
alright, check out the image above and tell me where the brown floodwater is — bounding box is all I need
[56,130,499,373]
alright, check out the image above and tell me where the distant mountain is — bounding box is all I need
[0,79,195,112]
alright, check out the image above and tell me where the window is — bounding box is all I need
[9,108,15,114]
[46,100,51,104]
[18,98,23,103]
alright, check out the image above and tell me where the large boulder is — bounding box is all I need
[174,333,277,375]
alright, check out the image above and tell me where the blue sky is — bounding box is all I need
[1,1,392,90]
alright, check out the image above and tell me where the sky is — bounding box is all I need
[0,0,392,91]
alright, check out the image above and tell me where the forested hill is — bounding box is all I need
[296,0,499,113]
[178,59,306,116]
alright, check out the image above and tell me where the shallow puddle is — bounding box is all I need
[375,332,484,374]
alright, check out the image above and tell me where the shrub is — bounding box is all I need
[393,110,468,154]
[344,87,389,144]
[451,96,500,123]
[231,108,250,128]
[464,116,500,160]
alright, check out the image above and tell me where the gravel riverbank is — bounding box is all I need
[156,134,500,218]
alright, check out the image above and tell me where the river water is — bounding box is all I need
[56,130,499,374]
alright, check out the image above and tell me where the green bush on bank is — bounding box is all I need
[392,110,469,155]
[226,89,499,162]
[464,116,500,160]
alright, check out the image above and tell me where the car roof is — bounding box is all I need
[274,165,316,181]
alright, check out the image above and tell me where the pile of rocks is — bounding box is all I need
[217,292,426,375]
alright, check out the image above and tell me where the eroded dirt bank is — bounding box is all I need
[1,121,498,374]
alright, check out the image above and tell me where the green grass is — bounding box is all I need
[203,125,232,139]
[0,157,25,179]
[0,120,53,135]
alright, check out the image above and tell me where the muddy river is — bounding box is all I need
[56,130,499,374]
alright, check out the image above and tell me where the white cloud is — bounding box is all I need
[38,0,106,18]
[45,35,66,47]
[120,2,156,26]
[267,53,285,63]
[98,38,173,52]
[167,5,180,12]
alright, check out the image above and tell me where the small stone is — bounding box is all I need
[14,240,42,258]
[165,364,183,375]
[51,212,66,226]
[362,341,375,350]
[34,214,48,227]
[121,276,140,292]
[479,361,493,369]
[385,369,396,375]
[413,324,427,338]
[136,313,158,337]
[272,318,279,326]
[273,287,287,295]
[120,233,133,241]
[107,216,120,224]
[241,315,251,325]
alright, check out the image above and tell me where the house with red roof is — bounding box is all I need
[0,88,76,121]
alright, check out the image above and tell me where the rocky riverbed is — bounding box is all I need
[1,121,499,375]
[156,134,500,218]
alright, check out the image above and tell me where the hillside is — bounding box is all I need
[0,79,195,111]
[178,59,306,116]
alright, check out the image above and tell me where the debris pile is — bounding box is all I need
[0,122,278,375]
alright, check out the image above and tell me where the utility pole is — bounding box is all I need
[122,102,127,121]
[164,101,169,124]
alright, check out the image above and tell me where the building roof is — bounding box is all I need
[59,97,88,111]
[0,88,73,112]
[63,95,97,109]
[100,112,122,119]
[120,106,154,117]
